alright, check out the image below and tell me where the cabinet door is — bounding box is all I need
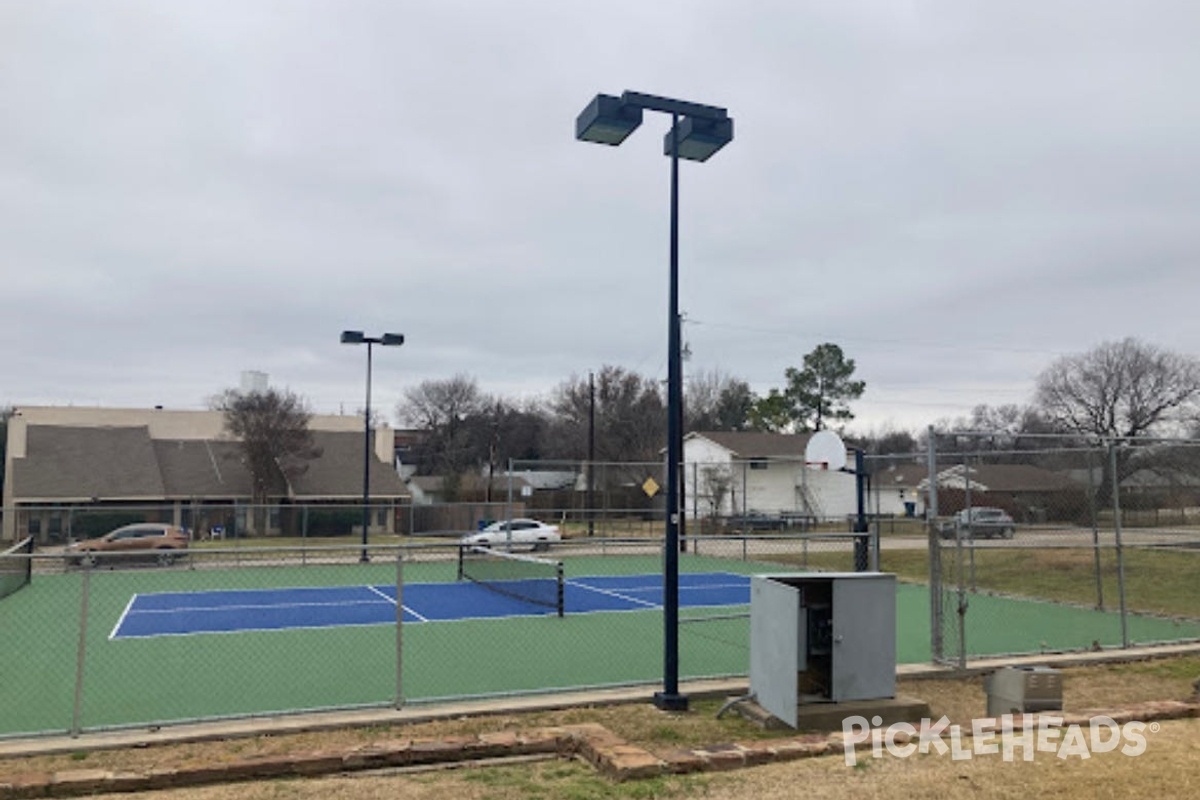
[750,576,801,728]
[830,576,896,701]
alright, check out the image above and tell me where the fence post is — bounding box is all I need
[1109,442,1129,648]
[1086,448,1104,609]
[955,451,968,669]
[395,548,404,709]
[927,427,943,664]
[71,565,91,737]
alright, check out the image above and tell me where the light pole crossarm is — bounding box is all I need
[621,91,727,120]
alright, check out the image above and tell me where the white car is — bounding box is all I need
[460,518,561,552]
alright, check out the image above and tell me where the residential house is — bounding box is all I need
[918,462,1083,522]
[682,431,858,521]
[870,461,928,517]
[2,406,408,542]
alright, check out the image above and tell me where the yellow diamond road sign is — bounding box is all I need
[642,477,660,497]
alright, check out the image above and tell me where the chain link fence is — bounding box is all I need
[3,439,1199,739]
[923,434,1200,667]
[0,525,864,739]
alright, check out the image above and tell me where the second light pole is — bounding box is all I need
[341,330,405,562]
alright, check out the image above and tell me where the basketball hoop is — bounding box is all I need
[804,431,847,472]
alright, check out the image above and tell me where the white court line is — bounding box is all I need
[364,584,428,621]
[366,585,395,604]
[113,619,404,640]
[566,579,659,609]
[109,594,139,640]
[403,605,430,623]
[125,599,392,615]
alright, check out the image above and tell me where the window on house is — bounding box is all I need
[749,459,769,470]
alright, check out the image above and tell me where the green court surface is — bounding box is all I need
[2,552,1198,738]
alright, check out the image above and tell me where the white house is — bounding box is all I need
[871,461,927,517]
[681,431,858,521]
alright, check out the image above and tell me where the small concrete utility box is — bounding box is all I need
[750,572,896,729]
[985,666,1063,717]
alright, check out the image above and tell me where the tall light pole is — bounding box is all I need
[576,91,733,712]
[341,330,405,562]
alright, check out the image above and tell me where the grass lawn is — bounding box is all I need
[784,546,1200,618]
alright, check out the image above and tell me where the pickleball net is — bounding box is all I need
[0,537,34,601]
[457,545,564,617]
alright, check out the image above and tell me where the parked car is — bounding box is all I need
[938,507,1015,540]
[64,523,191,567]
[722,512,788,531]
[460,518,561,552]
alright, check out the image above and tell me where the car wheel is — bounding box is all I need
[79,553,97,569]
[155,550,175,567]
[1002,527,1014,540]
[533,540,549,552]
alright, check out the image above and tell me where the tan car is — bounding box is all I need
[65,523,190,567]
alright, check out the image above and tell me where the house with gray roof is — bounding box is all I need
[3,406,408,542]
[917,462,1082,522]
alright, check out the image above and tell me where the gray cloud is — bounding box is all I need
[2,1,1198,433]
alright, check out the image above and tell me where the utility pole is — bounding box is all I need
[588,371,596,537]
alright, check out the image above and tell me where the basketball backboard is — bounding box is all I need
[805,430,848,471]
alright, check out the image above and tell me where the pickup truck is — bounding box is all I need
[937,507,1016,540]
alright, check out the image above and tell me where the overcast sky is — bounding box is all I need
[3,1,1198,435]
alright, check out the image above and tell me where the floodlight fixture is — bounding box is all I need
[575,94,643,145]
[664,116,734,162]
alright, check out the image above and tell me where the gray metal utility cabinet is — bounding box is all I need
[985,666,1063,717]
[750,572,896,728]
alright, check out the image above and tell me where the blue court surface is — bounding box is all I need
[109,572,751,639]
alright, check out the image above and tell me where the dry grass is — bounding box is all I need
[6,654,1199,799]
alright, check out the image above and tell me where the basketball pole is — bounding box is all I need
[853,448,870,571]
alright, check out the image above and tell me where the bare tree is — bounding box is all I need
[546,365,664,462]
[685,369,754,432]
[396,374,488,482]
[1035,339,1200,440]
[856,423,919,456]
[698,464,734,521]
[459,398,548,497]
[925,404,1062,461]
[215,388,320,533]
[1035,338,1200,495]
